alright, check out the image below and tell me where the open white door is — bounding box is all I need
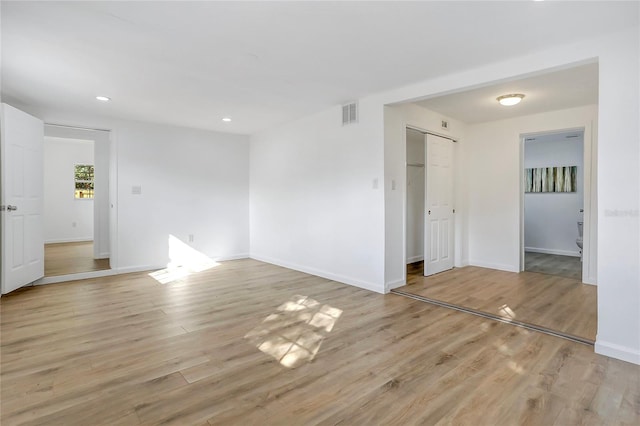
[1,104,44,294]
[424,134,454,276]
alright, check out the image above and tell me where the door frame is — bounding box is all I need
[519,125,596,284]
[402,124,457,284]
[39,123,118,281]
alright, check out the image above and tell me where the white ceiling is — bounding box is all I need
[414,63,599,124]
[1,2,637,135]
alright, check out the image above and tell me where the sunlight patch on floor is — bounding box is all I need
[149,235,219,284]
[245,295,342,368]
[498,304,516,321]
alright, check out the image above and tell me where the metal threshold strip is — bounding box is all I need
[391,289,595,346]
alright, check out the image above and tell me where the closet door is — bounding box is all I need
[424,134,454,276]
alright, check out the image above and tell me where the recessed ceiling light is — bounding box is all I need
[96,96,111,102]
[497,94,525,106]
[222,117,232,122]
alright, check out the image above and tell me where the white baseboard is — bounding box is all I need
[595,340,640,365]
[95,252,110,259]
[33,253,250,286]
[406,255,424,264]
[525,247,581,257]
[386,278,406,293]
[35,269,118,285]
[250,253,383,294]
[467,260,519,273]
[213,253,249,261]
[115,264,164,275]
[45,237,93,244]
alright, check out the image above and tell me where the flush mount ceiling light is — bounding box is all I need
[222,117,232,122]
[497,94,525,106]
[96,96,111,102]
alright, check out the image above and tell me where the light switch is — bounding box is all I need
[391,179,396,190]
[132,185,142,195]
[372,178,379,189]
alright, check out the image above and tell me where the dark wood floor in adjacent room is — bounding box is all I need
[1,259,637,425]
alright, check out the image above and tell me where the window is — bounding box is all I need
[74,164,94,199]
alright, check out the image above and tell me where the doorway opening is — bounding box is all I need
[405,126,455,281]
[521,129,587,282]
[43,124,112,277]
[406,128,425,277]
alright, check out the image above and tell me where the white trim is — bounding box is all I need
[95,252,110,259]
[467,260,519,273]
[250,253,383,294]
[525,247,581,257]
[35,269,118,285]
[114,264,163,275]
[33,253,250,286]
[583,273,596,286]
[212,253,249,262]
[406,255,424,264]
[386,278,406,293]
[595,340,640,365]
[44,237,93,244]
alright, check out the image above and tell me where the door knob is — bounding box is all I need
[7,205,17,211]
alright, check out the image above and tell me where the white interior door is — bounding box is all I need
[424,134,454,276]
[1,104,44,294]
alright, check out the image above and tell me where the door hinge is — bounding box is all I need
[0,205,5,211]
[453,208,456,213]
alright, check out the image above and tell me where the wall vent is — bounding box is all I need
[441,119,449,130]
[342,102,358,125]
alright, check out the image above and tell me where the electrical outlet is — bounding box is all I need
[72,222,77,228]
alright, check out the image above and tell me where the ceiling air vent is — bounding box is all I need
[342,102,358,125]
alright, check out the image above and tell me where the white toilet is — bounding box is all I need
[576,221,583,259]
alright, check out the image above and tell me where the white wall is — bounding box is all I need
[11,24,639,364]
[114,121,250,271]
[375,27,637,364]
[524,135,584,256]
[406,129,424,263]
[384,103,467,289]
[43,137,94,243]
[465,105,597,278]
[250,104,385,293]
[18,111,252,274]
[44,125,111,259]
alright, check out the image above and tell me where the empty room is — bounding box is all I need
[1,2,638,425]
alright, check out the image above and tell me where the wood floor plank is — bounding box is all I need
[399,263,597,341]
[1,259,637,425]
[45,241,110,277]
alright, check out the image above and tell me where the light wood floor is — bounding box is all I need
[45,241,110,277]
[525,251,582,280]
[400,263,597,342]
[2,259,637,425]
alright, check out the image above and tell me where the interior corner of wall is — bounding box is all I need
[386,278,405,293]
